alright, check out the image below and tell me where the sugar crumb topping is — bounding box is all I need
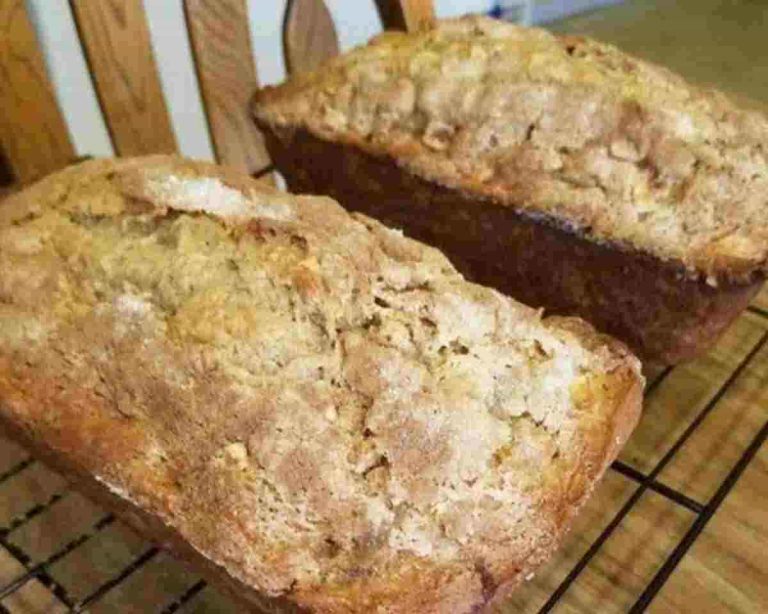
[254,15,768,280]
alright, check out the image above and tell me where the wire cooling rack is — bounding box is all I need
[1,295,767,612]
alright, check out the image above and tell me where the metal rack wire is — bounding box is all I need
[1,309,766,613]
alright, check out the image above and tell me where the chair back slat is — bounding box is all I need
[283,0,339,76]
[0,0,74,183]
[184,0,271,174]
[0,0,437,185]
[375,0,436,32]
[71,0,177,156]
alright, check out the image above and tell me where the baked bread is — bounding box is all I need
[0,156,642,612]
[252,15,768,363]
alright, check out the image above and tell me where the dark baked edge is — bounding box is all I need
[257,123,764,363]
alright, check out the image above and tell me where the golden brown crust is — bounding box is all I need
[0,156,643,612]
[0,408,308,614]
[252,15,768,283]
[483,351,643,611]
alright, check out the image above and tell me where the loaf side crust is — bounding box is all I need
[262,126,764,362]
[253,15,768,283]
[0,156,643,612]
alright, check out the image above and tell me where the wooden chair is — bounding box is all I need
[0,0,436,188]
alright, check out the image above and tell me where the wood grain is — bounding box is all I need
[0,463,67,530]
[0,0,74,183]
[71,0,176,155]
[283,0,339,76]
[502,472,636,612]
[9,492,104,565]
[177,586,240,613]
[561,493,694,614]
[1,547,68,613]
[0,433,69,613]
[374,0,435,32]
[650,446,768,613]
[753,284,768,312]
[558,492,694,614]
[659,316,768,502]
[87,552,196,614]
[619,314,766,472]
[184,0,271,174]
[504,476,695,613]
[48,522,146,603]
[0,431,26,471]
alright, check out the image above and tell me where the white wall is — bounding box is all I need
[27,1,113,157]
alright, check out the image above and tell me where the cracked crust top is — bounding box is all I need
[0,156,642,612]
[253,15,768,284]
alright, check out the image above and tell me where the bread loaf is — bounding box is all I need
[0,156,642,612]
[252,16,768,362]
